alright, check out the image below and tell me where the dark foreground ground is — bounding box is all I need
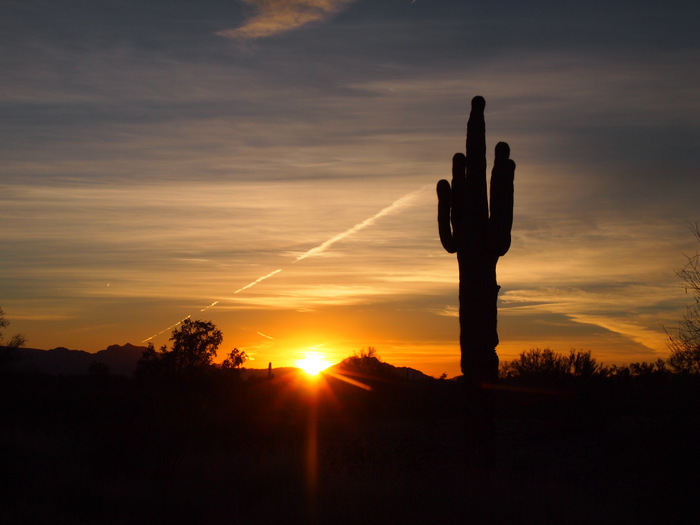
[1,370,699,524]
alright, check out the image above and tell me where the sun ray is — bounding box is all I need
[323,370,372,391]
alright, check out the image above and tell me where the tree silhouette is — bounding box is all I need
[170,319,222,370]
[0,307,26,369]
[137,318,222,375]
[222,347,248,369]
[668,225,700,374]
[568,349,606,378]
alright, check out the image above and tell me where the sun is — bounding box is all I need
[296,353,331,376]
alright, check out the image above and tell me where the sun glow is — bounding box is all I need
[296,353,331,376]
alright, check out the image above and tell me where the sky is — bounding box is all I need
[1,0,699,378]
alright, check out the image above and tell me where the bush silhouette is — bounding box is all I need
[500,348,569,380]
[501,348,607,380]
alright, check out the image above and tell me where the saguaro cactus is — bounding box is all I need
[437,96,515,388]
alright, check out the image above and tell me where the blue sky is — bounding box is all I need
[1,0,698,377]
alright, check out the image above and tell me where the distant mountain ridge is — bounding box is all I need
[6,344,439,381]
[8,343,147,376]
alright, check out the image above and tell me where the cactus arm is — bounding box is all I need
[437,179,456,253]
[437,151,469,254]
[488,141,515,257]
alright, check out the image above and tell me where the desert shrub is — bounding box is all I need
[500,348,569,380]
[500,348,607,380]
[607,359,668,379]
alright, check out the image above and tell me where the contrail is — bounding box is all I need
[142,315,191,343]
[200,300,219,312]
[294,185,428,262]
[233,269,282,294]
[141,186,427,343]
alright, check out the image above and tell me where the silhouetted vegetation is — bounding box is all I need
[136,318,222,376]
[0,307,26,370]
[667,224,700,374]
[500,348,607,380]
[222,347,248,369]
[499,348,680,384]
[609,358,669,378]
[2,341,700,523]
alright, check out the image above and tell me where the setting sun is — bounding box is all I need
[296,353,332,376]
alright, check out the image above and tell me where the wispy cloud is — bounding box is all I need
[500,286,677,354]
[131,185,427,344]
[217,0,356,40]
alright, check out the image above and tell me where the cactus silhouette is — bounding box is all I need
[437,96,515,388]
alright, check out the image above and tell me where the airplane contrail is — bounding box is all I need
[200,300,219,312]
[234,269,283,294]
[294,185,429,262]
[142,186,427,343]
[142,315,191,343]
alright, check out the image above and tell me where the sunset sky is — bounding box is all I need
[1,0,698,377]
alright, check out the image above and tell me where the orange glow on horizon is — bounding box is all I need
[296,353,332,375]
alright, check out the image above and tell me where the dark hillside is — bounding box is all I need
[7,343,146,376]
[1,366,699,524]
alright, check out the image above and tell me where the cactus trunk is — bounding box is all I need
[437,96,515,388]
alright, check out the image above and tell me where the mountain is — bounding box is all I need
[390,365,436,382]
[7,343,147,376]
[11,346,93,375]
[330,355,437,382]
[93,343,148,376]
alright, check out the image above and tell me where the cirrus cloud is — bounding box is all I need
[217,0,356,39]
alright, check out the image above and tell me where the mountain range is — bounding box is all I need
[5,344,438,381]
[7,343,147,376]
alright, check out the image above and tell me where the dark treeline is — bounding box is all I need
[501,347,685,380]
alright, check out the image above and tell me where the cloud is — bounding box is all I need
[217,0,356,40]
[501,286,676,354]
